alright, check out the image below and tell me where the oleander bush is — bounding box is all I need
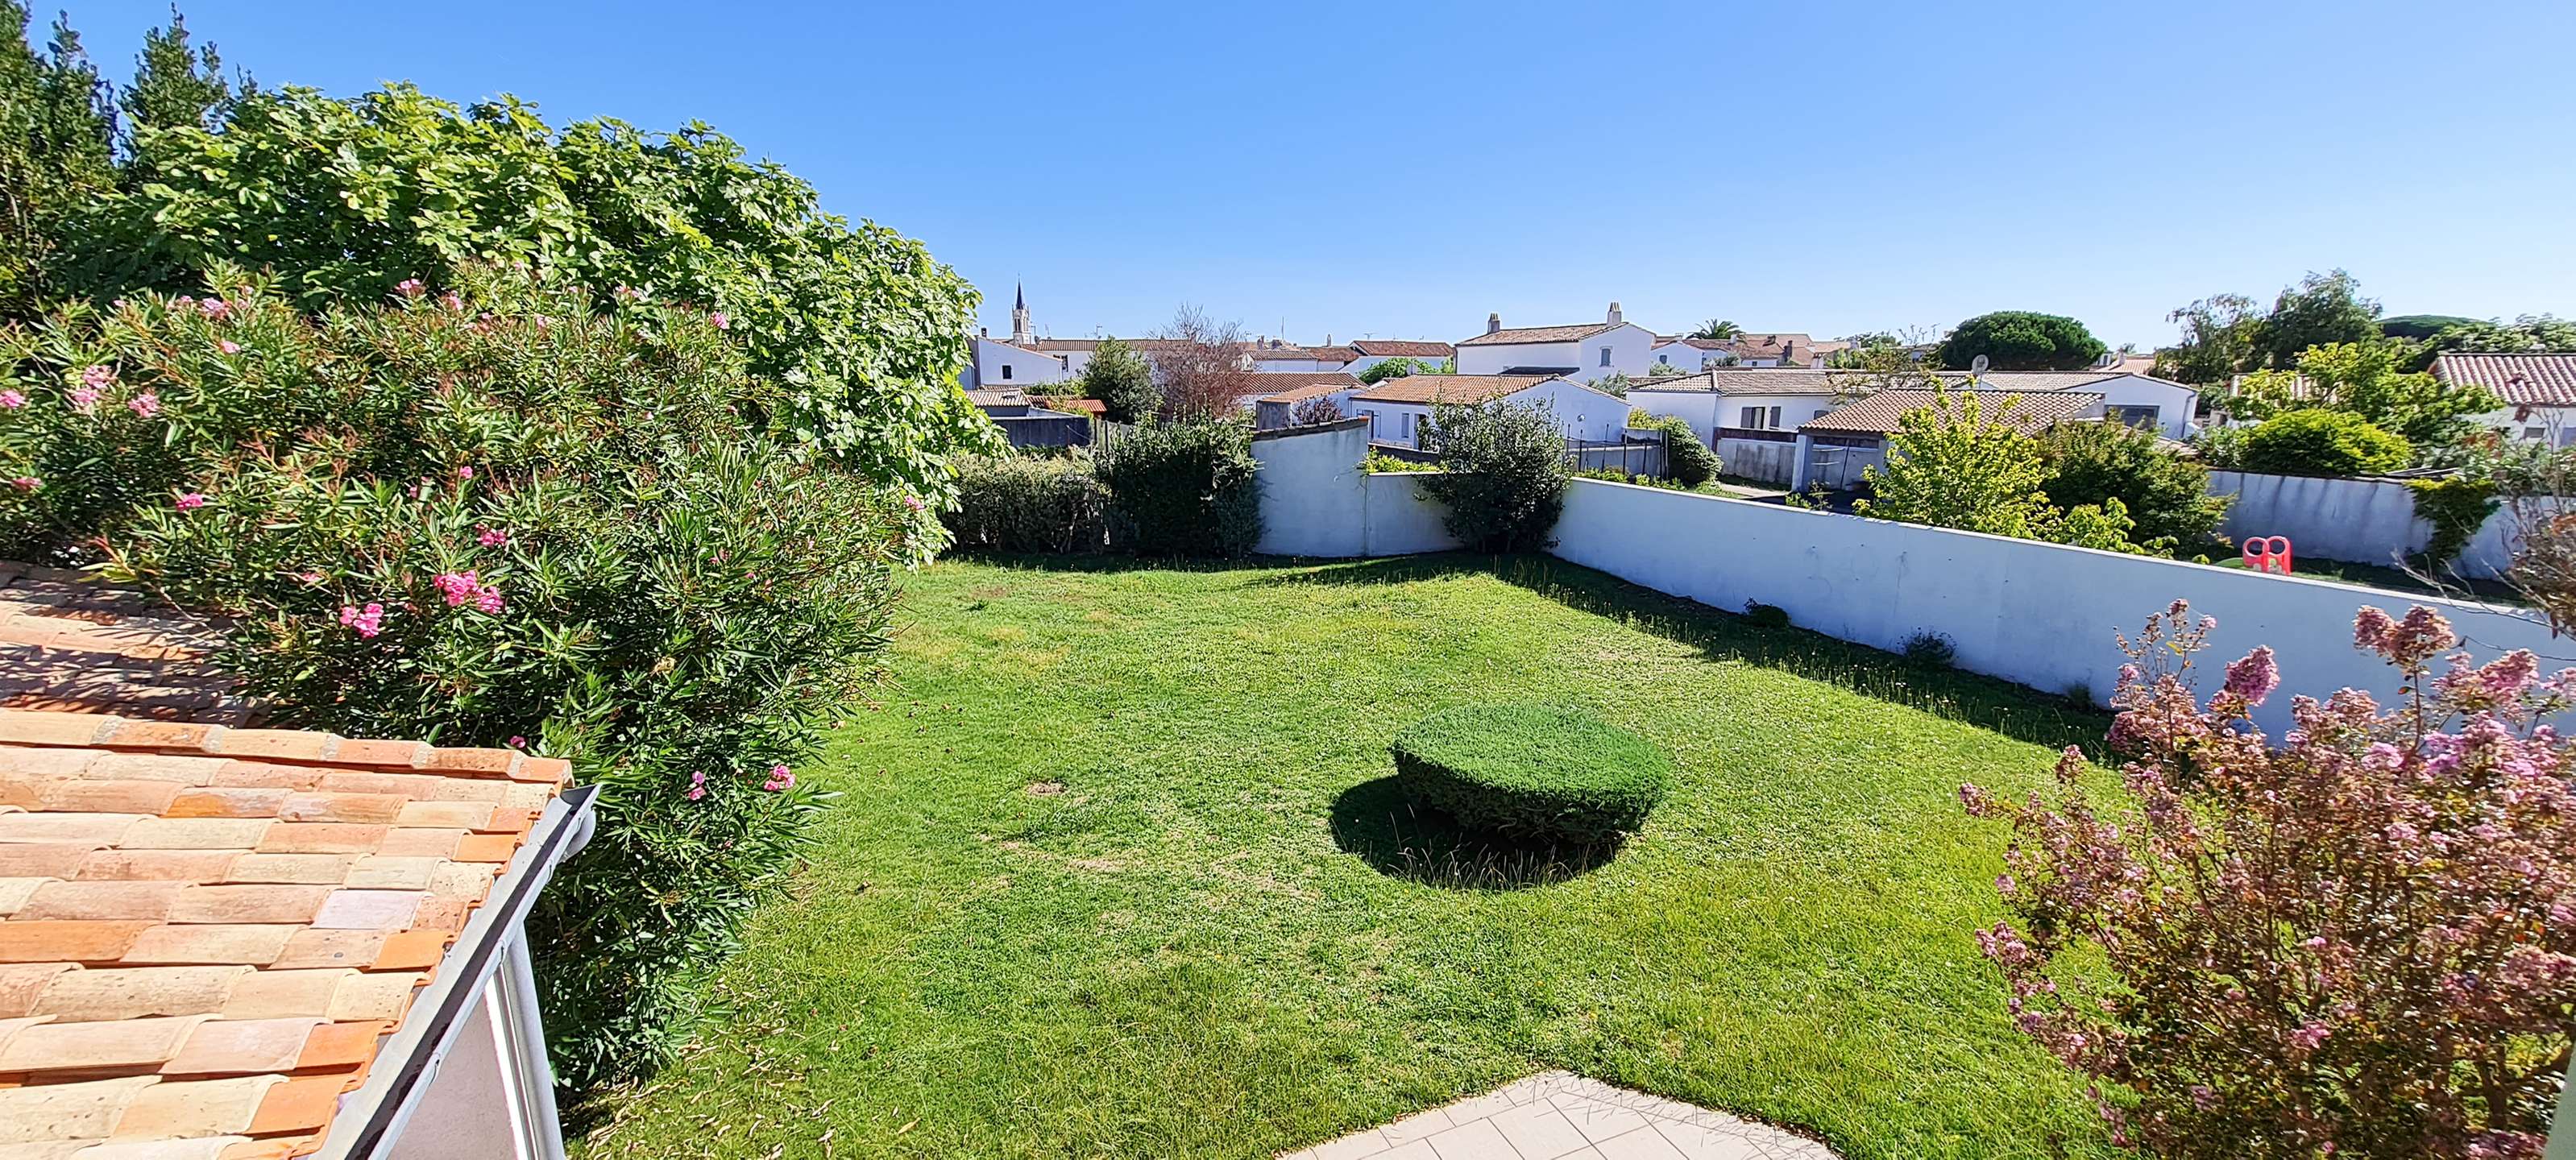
[944,452,1110,553]
[1093,417,1261,557]
[1389,702,1670,846]
[0,265,909,1088]
[1625,410,1721,487]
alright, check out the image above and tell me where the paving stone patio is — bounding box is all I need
[1280,1071,1841,1160]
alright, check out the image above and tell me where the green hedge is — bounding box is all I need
[1389,702,1670,846]
[2240,408,2411,477]
[944,454,1109,553]
[1626,411,1721,487]
[1093,419,1261,557]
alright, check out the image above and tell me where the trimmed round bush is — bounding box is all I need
[1389,703,1671,845]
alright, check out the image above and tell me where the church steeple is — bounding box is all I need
[1009,282,1033,345]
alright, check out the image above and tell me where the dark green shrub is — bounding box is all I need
[2406,475,2499,567]
[1093,417,1260,557]
[1389,702,1671,846]
[2239,408,2411,477]
[1743,601,1790,628]
[1626,410,1721,487]
[2040,421,2231,556]
[1902,630,1958,669]
[1420,400,1568,552]
[2,267,902,1088]
[944,453,1109,553]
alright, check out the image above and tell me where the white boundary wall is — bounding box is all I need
[1251,419,1458,557]
[2208,470,2517,578]
[1549,479,2564,736]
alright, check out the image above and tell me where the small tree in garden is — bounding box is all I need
[1960,600,2576,1159]
[1419,399,1569,552]
[1357,356,1429,385]
[2239,408,2412,477]
[1288,395,1342,425]
[2041,420,2231,557]
[1079,337,1158,425]
[1154,304,1259,420]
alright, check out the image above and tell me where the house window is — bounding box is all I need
[1361,410,1378,437]
[2107,404,2158,429]
[1599,346,1612,367]
[1400,412,1415,442]
[1738,406,1765,429]
[1000,364,1013,380]
[2528,427,2549,441]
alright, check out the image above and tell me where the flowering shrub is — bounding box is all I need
[2,266,908,1088]
[1960,599,2576,1158]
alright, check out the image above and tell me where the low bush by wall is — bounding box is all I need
[1548,478,2561,737]
[944,454,1109,553]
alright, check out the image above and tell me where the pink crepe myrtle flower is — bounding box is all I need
[173,492,206,511]
[395,278,426,298]
[0,389,23,408]
[218,340,241,354]
[2220,645,2278,705]
[476,526,509,548]
[197,298,230,320]
[338,603,384,638]
[126,392,161,419]
[685,770,707,801]
[709,310,730,330]
[8,476,39,492]
[762,764,795,792]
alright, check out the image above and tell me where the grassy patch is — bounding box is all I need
[570,553,2121,1160]
[2209,553,2529,606]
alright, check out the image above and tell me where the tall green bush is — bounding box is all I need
[44,82,993,501]
[2040,420,2230,556]
[1420,400,1570,552]
[1625,409,1720,487]
[944,453,1110,553]
[1093,419,1261,557]
[0,267,906,1088]
[2239,408,2411,477]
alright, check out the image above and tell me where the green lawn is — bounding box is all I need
[571,554,2123,1160]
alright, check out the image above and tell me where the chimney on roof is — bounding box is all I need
[979,326,988,338]
[1607,301,1623,325]
[1324,334,1333,346]
[1487,313,1502,334]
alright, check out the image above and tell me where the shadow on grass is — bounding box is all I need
[1254,552,2112,756]
[1328,776,1621,892]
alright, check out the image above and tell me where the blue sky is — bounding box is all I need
[45,0,2576,349]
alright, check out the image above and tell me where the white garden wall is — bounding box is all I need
[2208,470,2517,578]
[1250,419,1458,557]
[1549,479,2561,736]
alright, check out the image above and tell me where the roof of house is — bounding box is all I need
[1801,389,2105,437]
[1653,337,1732,350]
[1255,373,1363,405]
[1350,374,1558,404]
[1030,396,1105,416]
[2,565,246,723]
[1347,340,1454,358]
[1456,322,1623,347]
[1249,346,1357,364]
[964,388,1027,408]
[1728,334,1814,360]
[1628,368,2192,397]
[0,563,577,1158]
[2433,352,2576,407]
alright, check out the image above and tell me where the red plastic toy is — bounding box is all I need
[2242,536,2293,575]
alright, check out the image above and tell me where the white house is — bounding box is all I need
[2438,352,2576,445]
[1345,338,1455,379]
[964,285,1076,389]
[1649,337,1735,374]
[1345,373,1628,449]
[1249,341,1356,373]
[1253,373,1367,429]
[1453,303,1658,384]
[1722,333,1825,368]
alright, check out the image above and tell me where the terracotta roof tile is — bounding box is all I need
[1800,389,2105,436]
[2434,352,2576,407]
[0,706,570,1154]
[1455,321,1621,346]
[1348,340,1454,358]
[1350,374,1560,405]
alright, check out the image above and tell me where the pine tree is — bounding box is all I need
[0,1,116,314]
[120,9,236,146]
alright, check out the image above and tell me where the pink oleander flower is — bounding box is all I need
[685,769,707,801]
[709,310,729,330]
[67,386,100,412]
[395,278,426,298]
[8,476,38,492]
[902,495,927,512]
[0,389,23,408]
[173,492,205,511]
[338,603,384,638]
[762,764,794,792]
[613,284,641,301]
[476,526,509,547]
[438,292,463,313]
[197,297,230,320]
[471,583,504,615]
[457,465,474,480]
[433,570,479,606]
[80,364,113,389]
[218,339,241,354]
[508,735,527,749]
[126,392,161,419]
[296,570,324,584]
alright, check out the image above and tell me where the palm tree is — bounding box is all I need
[1690,319,1742,341]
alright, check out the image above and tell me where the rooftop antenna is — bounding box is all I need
[1969,354,1990,375]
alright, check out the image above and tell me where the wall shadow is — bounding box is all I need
[1328,776,1622,892]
